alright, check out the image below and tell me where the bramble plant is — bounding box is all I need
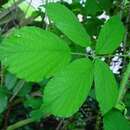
[0,0,130,130]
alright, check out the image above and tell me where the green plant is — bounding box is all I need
[0,0,130,130]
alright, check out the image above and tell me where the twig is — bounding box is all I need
[11,0,20,26]
[0,0,23,20]
[56,120,64,130]
[3,99,23,130]
[20,11,40,26]
[0,0,23,34]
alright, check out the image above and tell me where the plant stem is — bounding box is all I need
[117,63,130,103]
[9,80,25,102]
[71,52,88,57]
[7,118,35,130]
[117,1,130,104]
[3,98,23,129]
[56,120,64,130]
[71,52,130,58]
[0,64,4,86]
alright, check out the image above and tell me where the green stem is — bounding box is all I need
[117,1,130,104]
[117,63,130,103]
[9,80,25,102]
[7,118,34,130]
[71,52,130,58]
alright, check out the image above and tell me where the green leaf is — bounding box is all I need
[84,0,102,16]
[96,16,125,54]
[5,73,17,90]
[99,0,113,10]
[24,97,42,109]
[94,59,118,114]
[43,58,93,117]
[31,109,44,120]
[84,18,103,36]
[46,3,91,47]
[0,27,71,82]
[0,88,8,113]
[104,109,130,130]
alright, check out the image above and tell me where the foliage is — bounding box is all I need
[0,0,130,130]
